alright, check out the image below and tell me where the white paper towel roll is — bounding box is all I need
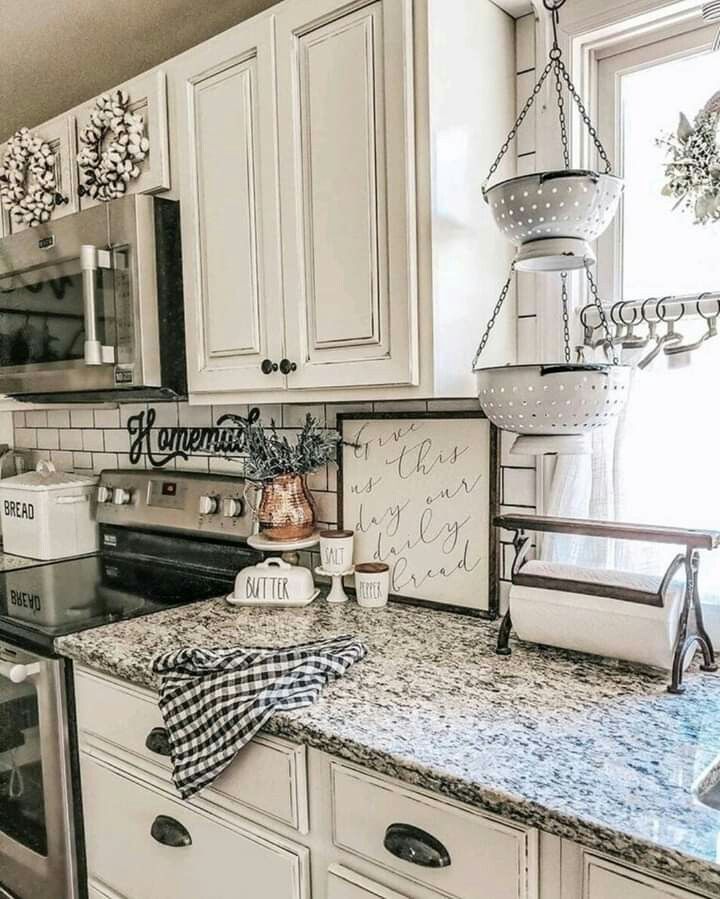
[510,561,687,670]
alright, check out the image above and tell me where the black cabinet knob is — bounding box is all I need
[145,727,171,757]
[150,815,192,848]
[279,358,297,375]
[383,823,451,868]
[261,358,278,375]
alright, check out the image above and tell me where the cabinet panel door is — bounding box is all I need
[174,18,285,393]
[1,113,78,235]
[81,752,307,899]
[584,856,705,899]
[328,864,410,898]
[276,0,418,389]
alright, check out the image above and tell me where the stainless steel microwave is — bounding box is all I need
[0,195,186,402]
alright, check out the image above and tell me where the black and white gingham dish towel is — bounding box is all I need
[152,635,367,799]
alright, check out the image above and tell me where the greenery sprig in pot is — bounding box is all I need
[219,411,343,541]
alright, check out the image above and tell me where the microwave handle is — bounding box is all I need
[80,245,116,366]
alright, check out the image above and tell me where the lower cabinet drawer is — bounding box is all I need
[584,855,707,899]
[330,762,537,899]
[328,864,411,898]
[75,666,308,830]
[81,752,309,899]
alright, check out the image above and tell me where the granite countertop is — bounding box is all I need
[56,599,720,895]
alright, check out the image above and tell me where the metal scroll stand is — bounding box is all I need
[494,513,719,693]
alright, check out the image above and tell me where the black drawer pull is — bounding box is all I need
[145,727,171,756]
[261,358,278,374]
[383,823,451,868]
[279,358,297,375]
[150,815,192,848]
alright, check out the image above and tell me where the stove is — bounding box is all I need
[0,470,260,899]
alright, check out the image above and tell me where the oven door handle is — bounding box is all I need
[80,244,116,366]
[0,660,41,684]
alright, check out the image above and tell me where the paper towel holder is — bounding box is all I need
[494,513,720,694]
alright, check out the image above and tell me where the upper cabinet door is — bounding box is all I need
[174,17,285,393]
[276,0,418,389]
[1,113,79,235]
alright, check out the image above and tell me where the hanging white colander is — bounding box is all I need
[485,170,624,272]
[475,363,631,453]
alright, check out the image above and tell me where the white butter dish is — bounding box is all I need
[227,558,318,608]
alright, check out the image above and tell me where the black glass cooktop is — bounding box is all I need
[0,552,237,653]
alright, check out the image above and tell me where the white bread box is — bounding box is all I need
[0,461,99,560]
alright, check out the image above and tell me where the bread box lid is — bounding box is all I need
[0,461,97,493]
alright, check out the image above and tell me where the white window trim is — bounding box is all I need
[529,0,708,513]
[530,0,708,366]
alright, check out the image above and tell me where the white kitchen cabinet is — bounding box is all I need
[172,0,516,403]
[172,17,286,394]
[0,112,78,236]
[275,0,417,390]
[76,69,170,211]
[327,864,411,898]
[557,843,713,899]
[81,752,309,899]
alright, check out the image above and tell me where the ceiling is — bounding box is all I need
[0,0,279,141]
[0,0,531,143]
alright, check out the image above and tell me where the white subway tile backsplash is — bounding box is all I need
[103,430,130,453]
[71,409,95,428]
[149,403,179,427]
[94,408,121,429]
[212,403,252,424]
[82,429,104,452]
[426,399,480,412]
[59,429,84,451]
[50,451,74,471]
[47,409,71,428]
[37,429,59,450]
[283,404,325,428]
[313,490,338,525]
[502,468,537,508]
[15,428,36,449]
[325,402,373,427]
[92,453,119,473]
[117,453,147,470]
[372,400,428,413]
[13,411,25,428]
[72,452,92,470]
[174,455,210,473]
[26,410,47,428]
[119,403,147,428]
[178,403,213,428]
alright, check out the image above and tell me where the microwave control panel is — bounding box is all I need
[95,470,254,541]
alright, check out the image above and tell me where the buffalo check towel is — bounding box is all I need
[152,635,367,799]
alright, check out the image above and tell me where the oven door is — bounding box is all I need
[0,642,78,899]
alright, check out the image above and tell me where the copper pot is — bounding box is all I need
[257,474,316,541]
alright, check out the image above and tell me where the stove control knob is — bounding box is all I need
[97,485,113,503]
[112,487,132,506]
[198,495,219,516]
[222,497,244,518]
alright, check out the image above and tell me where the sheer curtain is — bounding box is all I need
[541,336,720,610]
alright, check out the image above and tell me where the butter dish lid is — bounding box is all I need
[0,461,98,492]
[231,557,316,603]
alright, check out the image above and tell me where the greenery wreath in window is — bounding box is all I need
[77,89,149,202]
[657,90,720,224]
[0,127,67,226]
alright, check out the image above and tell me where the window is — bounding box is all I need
[544,16,720,628]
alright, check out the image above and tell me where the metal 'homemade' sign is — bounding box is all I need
[127,406,259,468]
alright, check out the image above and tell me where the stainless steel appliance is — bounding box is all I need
[0,195,186,402]
[0,470,259,899]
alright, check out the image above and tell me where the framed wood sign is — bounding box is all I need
[338,411,499,618]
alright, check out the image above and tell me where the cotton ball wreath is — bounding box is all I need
[77,89,149,202]
[0,127,66,226]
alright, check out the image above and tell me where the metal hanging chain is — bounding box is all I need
[560,272,571,363]
[554,57,613,174]
[584,262,619,365]
[472,265,516,370]
[482,59,554,197]
[484,0,613,188]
